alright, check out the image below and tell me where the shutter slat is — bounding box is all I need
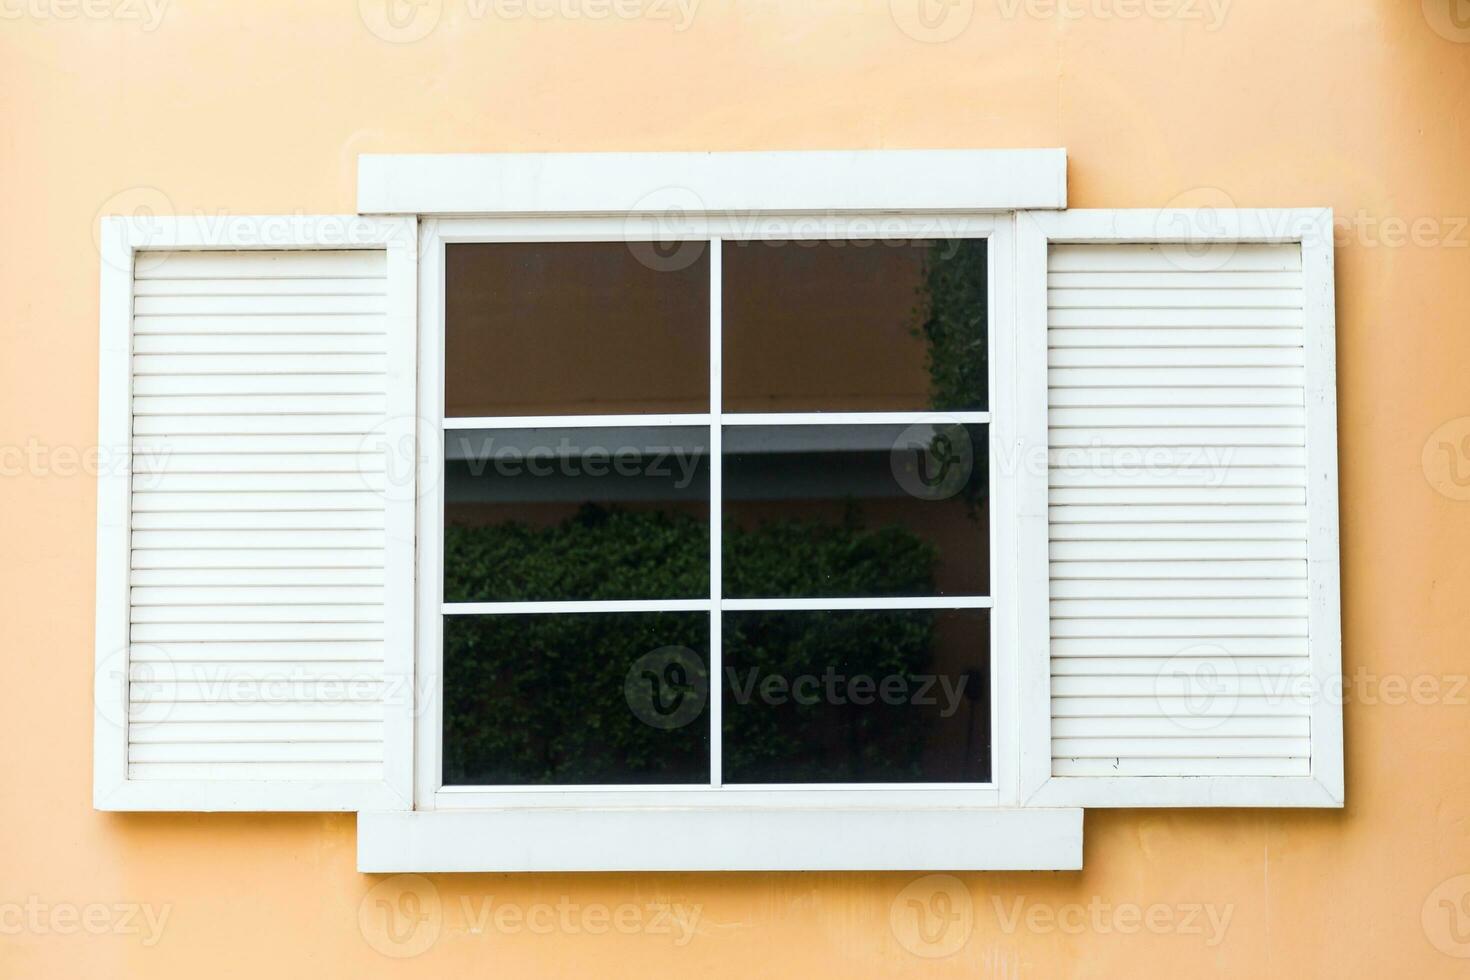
[133,373,388,396]
[1052,737,1310,758]
[131,585,385,605]
[1048,504,1308,524]
[133,333,387,355]
[130,641,384,662]
[1048,328,1304,348]
[126,763,385,781]
[129,603,386,623]
[1047,241,1315,781]
[1052,696,1310,717]
[1052,715,1309,737]
[134,314,386,335]
[133,295,386,316]
[1052,758,1309,777]
[1049,308,1303,328]
[133,394,387,415]
[1046,243,1303,272]
[133,277,386,296]
[1048,271,1303,288]
[1048,385,1304,407]
[1049,577,1308,598]
[129,721,384,743]
[1048,288,1304,309]
[135,249,386,279]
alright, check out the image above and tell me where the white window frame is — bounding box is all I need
[1014,208,1343,809]
[413,212,1023,814]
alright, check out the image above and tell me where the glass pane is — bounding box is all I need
[723,238,987,412]
[445,242,709,418]
[444,425,710,602]
[722,609,989,783]
[722,423,988,598]
[443,612,710,785]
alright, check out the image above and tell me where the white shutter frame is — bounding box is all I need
[1016,209,1343,808]
[94,215,417,811]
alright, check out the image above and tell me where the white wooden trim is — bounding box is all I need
[93,219,133,809]
[380,222,418,810]
[1300,210,1344,805]
[414,219,446,810]
[358,807,1082,872]
[1014,213,1055,804]
[985,215,1021,806]
[102,213,415,252]
[101,781,409,813]
[93,214,416,812]
[1025,776,1340,809]
[401,211,1023,243]
[359,149,1067,216]
[1017,208,1343,809]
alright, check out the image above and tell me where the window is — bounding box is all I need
[429,228,1002,801]
[93,151,1342,871]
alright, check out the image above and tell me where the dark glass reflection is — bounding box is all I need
[445,242,709,417]
[443,425,710,602]
[722,609,990,783]
[723,238,987,412]
[723,424,988,598]
[443,612,710,785]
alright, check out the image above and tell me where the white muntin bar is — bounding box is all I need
[722,596,992,611]
[721,412,989,426]
[443,414,710,430]
[443,600,712,615]
[708,236,724,788]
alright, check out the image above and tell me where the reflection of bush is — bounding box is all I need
[442,506,939,784]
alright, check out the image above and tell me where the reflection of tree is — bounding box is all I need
[915,238,988,413]
[442,506,939,785]
[914,239,990,516]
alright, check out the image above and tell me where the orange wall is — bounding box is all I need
[3,0,1470,975]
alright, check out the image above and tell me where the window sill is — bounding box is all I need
[356,806,1083,873]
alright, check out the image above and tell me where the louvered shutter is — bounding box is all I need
[1018,210,1342,808]
[94,216,416,811]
